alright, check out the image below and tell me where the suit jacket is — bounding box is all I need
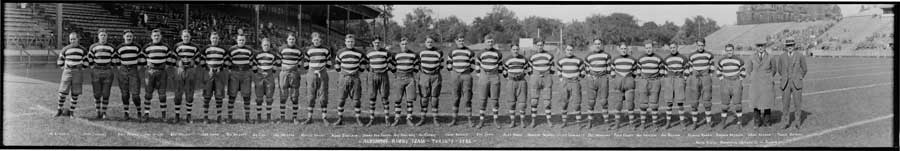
[777,51,807,90]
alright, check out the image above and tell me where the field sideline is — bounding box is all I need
[3,57,893,147]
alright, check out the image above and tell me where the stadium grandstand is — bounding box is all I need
[704,4,892,57]
[4,3,388,64]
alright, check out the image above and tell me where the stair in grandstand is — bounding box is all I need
[4,3,52,40]
[5,3,57,64]
[37,3,156,43]
[815,15,893,50]
[705,20,835,53]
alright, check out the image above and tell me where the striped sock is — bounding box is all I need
[185,101,193,117]
[280,102,286,118]
[227,97,236,116]
[58,95,66,110]
[143,97,152,114]
[95,98,101,113]
[203,99,210,116]
[70,96,79,112]
[174,102,181,115]
[101,98,109,114]
[291,101,299,117]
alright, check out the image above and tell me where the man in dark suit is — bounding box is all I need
[777,38,807,129]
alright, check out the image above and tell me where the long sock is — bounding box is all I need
[256,101,263,117]
[215,98,223,118]
[705,111,712,123]
[203,99,210,118]
[95,98,101,114]
[627,111,635,124]
[492,108,499,120]
[185,100,193,118]
[174,100,181,117]
[70,96,79,112]
[101,98,109,115]
[394,102,402,118]
[383,103,390,117]
[123,98,131,116]
[602,113,610,123]
[227,97,236,118]
[337,106,345,117]
[280,100,287,119]
[291,98,299,118]
[545,109,552,120]
[143,97,152,114]
[691,111,698,122]
[406,101,414,117]
[518,110,526,121]
[480,110,486,120]
[354,107,361,117]
[614,113,621,127]
[639,111,646,125]
[721,112,728,122]
[134,97,142,115]
[665,111,672,123]
[58,95,67,110]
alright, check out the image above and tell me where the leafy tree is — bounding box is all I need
[402,7,435,43]
[468,5,522,44]
[434,15,468,43]
[521,16,564,40]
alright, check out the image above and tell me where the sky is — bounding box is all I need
[391,4,867,27]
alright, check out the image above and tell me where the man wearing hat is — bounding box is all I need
[777,38,807,129]
[748,42,777,128]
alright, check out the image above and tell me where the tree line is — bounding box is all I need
[363,5,721,49]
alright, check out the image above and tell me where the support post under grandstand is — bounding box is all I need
[56,3,62,49]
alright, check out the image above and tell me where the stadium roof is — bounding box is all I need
[264,4,384,20]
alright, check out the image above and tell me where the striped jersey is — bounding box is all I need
[418,47,444,74]
[201,45,228,69]
[336,47,366,74]
[305,45,331,71]
[254,50,280,72]
[174,42,200,67]
[448,47,475,73]
[366,48,391,73]
[393,51,418,73]
[557,56,584,78]
[228,45,254,70]
[688,50,714,74]
[115,42,145,66]
[529,51,555,73]
[478,48,503,73]
[142,42,172,68]
[278,45,304,70]
[717,55,745,79]
[503,54,528,79]
[610,54,636,77]
[88,42,116,67]
[57,44,88,68]
[637,53,663,77]
[584,51,611,76]
[664,52,688,75]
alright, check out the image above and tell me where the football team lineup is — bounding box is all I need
[3,34,892,147]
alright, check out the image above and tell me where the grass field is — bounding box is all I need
[3,56,894,147]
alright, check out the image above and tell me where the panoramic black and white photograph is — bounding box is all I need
[2,1,895,148]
